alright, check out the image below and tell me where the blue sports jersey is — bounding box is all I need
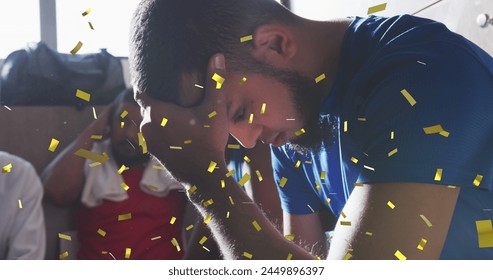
[271,15,493,259]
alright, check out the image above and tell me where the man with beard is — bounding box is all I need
[42,88,186,259]
[129,0,493,259]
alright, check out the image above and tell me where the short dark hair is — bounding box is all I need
[129,0,297,104]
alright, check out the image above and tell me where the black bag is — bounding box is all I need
[0,41,126,107]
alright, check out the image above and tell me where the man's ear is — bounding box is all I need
[251,24,297,65]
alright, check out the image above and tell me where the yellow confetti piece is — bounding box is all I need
[82,8,91,16]
[350,157,359,164]
[171,238,181,252]
[423,124,446,135]
[255,170,263,182]
[363,165,375,171]
[170,216,177,225]
[473,174,483,187]
[221,180,225,188]
[185,224,194,231]
[434,168,443,181]
[70,41,83,55]
[97,229,106,237]
[368,3,387,14]
[212,73,225,89]
[151,236,161,241]
[343,121,348,132]
[394,250,407,260]
[320,171,326,180]
[240,35,253,42]
[58,233,72,241]
[75,89,91,102]
[188,185,197,194]
[242,252,253,259]
[227,144,241,149]
[315,73,326,83]
[207,161,217,173]
[252,220,262,232]
[390,131,395,140]
[120,182,129,191]
[261,103,266,114]
[47,138,60,152]
[476,220,493,248]
[226,211,230,219]
[279,177,288,188]
[238,173,251,186]
[420,214,433,227]
[74,149,109,164]
[59,251,69,259]
[169,146,183,150]
[88,22,94,30]
[90,135,103,140]
[354,182,364,187]
[340,221,351,226]
[417,238,427,250]
[199,236,208,245]
[88,162,101,167]
[229,196,234,205]
[238,77,248,85]
[341,211,347,218]
[18,199,22,209]
[152,165,165,170]
[295,128,306,136]
[117,165,127,174]
[388,148,398,157]
[160,118,168,127]
[203,124,211,128]
[387,201,395,209]
[439,130,450,137]
[287,253,293,260]
[120,110,128,118]
[123,248,131,259]
[285,234,295,241]
[365,232,373,236]
[447,185,457,189]
[204,215,212,225]
[118,213,132,221]
[294,160,301,168]
[315,182,322,192]
[203,199,214,207]
[400,89,416,106]
[248,113,254,124]
[121,121,125,128]
[326,198,331,205]
[137,132,147,154]
[208,111,217,118]
[357,117,366,122]
[343,252,352,260]
[226,169,236,177]
[243,156,251,163]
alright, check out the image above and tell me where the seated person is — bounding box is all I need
[42,88,186,260]
[0,151,46,259]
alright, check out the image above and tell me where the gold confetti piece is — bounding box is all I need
[357,117,366,122]
[90,135,103,140]
[208,111,217,118]
[185,224,194,231]
[58,233,72,241]
[390,131,395,140]
[47,138,60,152]
[326,198,331,205]
[285,234,295,241]
[295,128,306,136]
[476,220,493,248]
[423,124,444,135]
[473,174,483,187]
[394,250,407,260]
[225,169,236,178]
[59,251,69,259]
[252,220,262,232]
[212,73,225,89]
[240,35,253,42]
[120,110,128,118]
[354,182,364,187]
[188,185,197,194]
[203,199,214,207]
[315,182,321,192]
[341,211,347,218]
[279,177,288,188]
[417,238,427,250]
[388,148,398,157]
[255,170,263,182]
[160,118,168,127]
[226,144,241,150]
[363,165,375,171]
[226,211,230,219]
[340,221,351,226]
[420,214,433,227]
[18,199,22,209]
[434,168,443,181]
[220,180,225,188]
[123,248,131,259]
[387,201,395,209]
[169,146,183,150]
[248,113,254,124]
[118,213,132,221]
[243,156,251,163]
[350,157,358,164]
[294,160,301,168]
[120,182,129,191]
[343,121,348,132]
[169,217,177,225]
[151,236,162,241]
[260,103,266,114]
[203,124,211,128]
[242,252,253,259]
[204,215,212,225]
[365,232,373,236]
[287,253,293,260]
[207,161,217,173]
[447,185,457,189]
[70,41,84,55]
[439,131,450,137]
[75,89,91,102]
[229,196,234,205]
[368,3,387,14]
[400,89,416,106]
[315,73,326,83]
[82,8,91,16]
[152,165,165,170]
[182,140,192,145]
[238,173,251,186]
[171,238,181,252]
[88,22,94,30]
[137,132,147,154]
[117,165,127,174]
[88,162,101,167]
[320,171,326,180]
[121,121,125,128]
[240,77,247,84]
[343,252,352,260]
[74,149,109,164]
[199,236,208,245]
[97,229,106,237]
